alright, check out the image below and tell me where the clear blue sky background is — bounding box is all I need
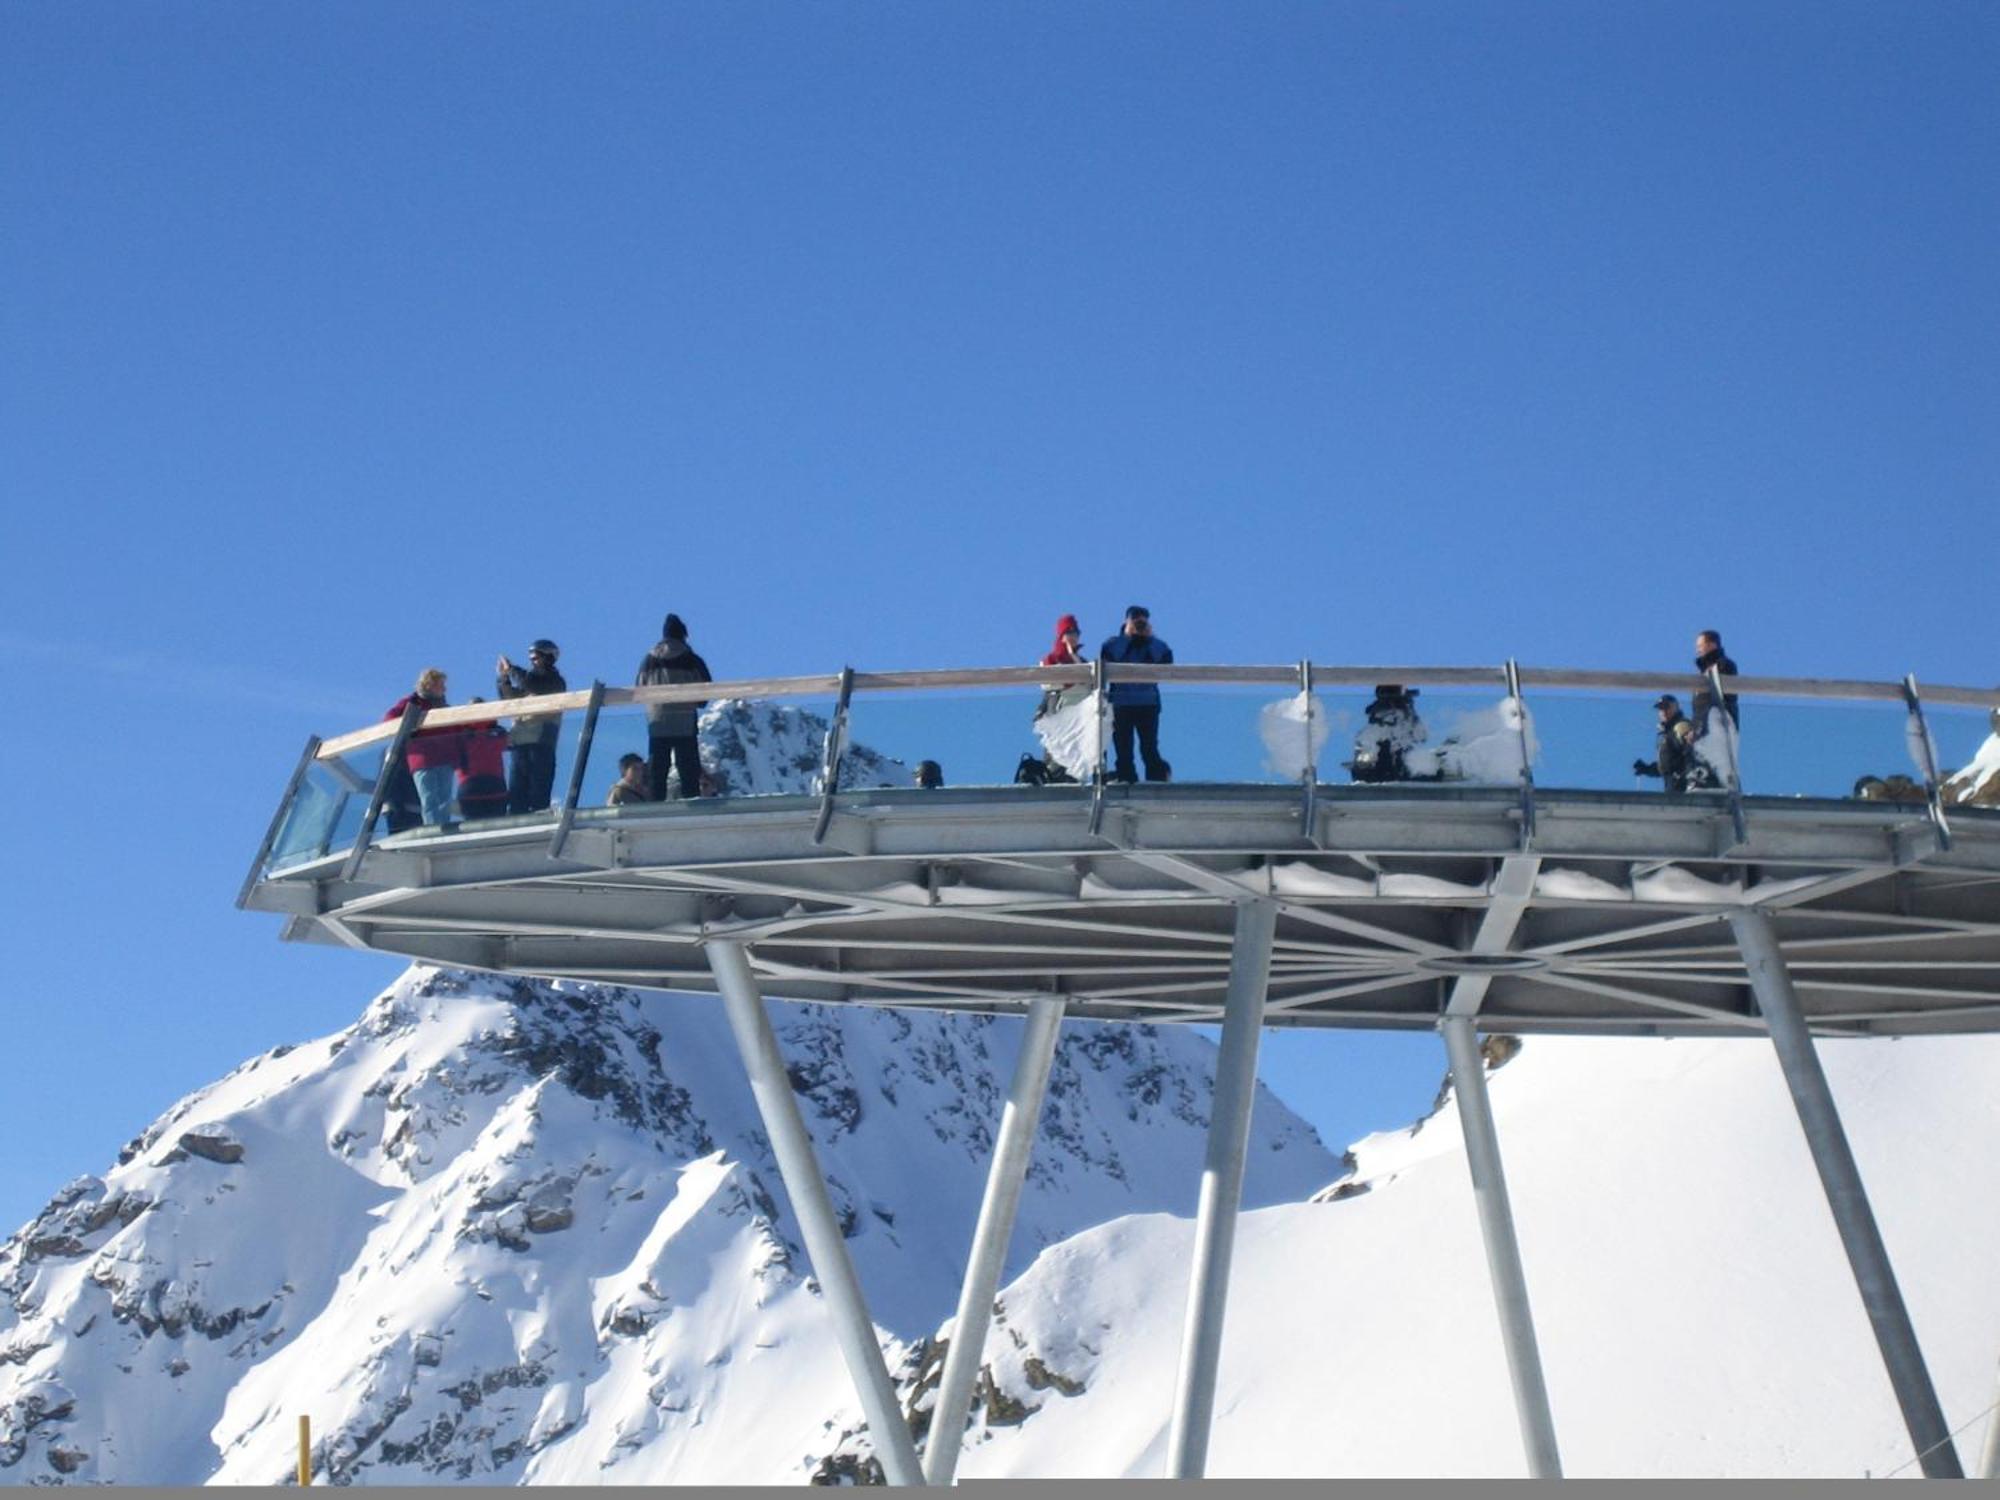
[1,2,1994,1236]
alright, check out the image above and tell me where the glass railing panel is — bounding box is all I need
[1722,694,1931,802]
[842,687,1025,790]
[1143,685,1302,786]
[1524,687,1695,794]
[1320,683,1530,790]
[267,741,388,868]
[573,689,858,814]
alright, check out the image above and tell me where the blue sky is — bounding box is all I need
[1,2,1995,1236]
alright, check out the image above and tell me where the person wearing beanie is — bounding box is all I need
[1041,614,1085,668]
[1098,605,1173,783]
[635,613,713,800]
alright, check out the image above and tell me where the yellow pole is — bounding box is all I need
[297,1414,311,1486]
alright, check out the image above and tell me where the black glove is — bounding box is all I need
[1633,759,1656,777]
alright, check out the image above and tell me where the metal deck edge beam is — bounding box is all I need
[1165,897,1277,1478]
[705,939,925,1486]
[923,995,1067,1485]
[1440,1015,1562,1477]
[1727,908,1963,1479]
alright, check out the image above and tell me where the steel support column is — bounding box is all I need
[706,939,926,1486]
[923,995,1067,1485]
[1728,909,1962,1478]
[1165,897,1277,1478]
[1981,1358,2000,1479]
[1440,1014,1562,1477]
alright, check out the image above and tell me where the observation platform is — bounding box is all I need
[241,661,2000,1039]
[239,660,2000,1481]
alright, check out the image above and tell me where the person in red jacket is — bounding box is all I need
[383,668,461,827]
[455,700,511,821]
[1042,614,1086,668]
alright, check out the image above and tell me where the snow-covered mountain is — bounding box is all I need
[1943,719,2000,807]
[0,973,1330,1485]
[942,1030,2000,1480]
[0,696,1337,1486]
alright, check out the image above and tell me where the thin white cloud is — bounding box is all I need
[0,632,370,723]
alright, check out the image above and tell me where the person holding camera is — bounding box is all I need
[1634,693,1711,794]
[1099,605,1173,783]
[496,638,568,814]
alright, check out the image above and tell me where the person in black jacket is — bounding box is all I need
[1691,629,1739,736]
[1633,694,1711,794]
[497,639,568,814]
[636,613,712,799]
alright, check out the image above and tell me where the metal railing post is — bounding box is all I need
[340,701,424,882]
[1088,656,1110,838]
[1166,897,1277,1478]
[924,995,1068,1484]
[1901,674,1953,853]
[1504,660,1535,851]
[705,940,925,1486]
[1297,659,1319,840]
[1728,908,1962,1478]
[547,680,607,860]
[1706,664,1749,846]
[813,667,855,846]
[236,735,322,908]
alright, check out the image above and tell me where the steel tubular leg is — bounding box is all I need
[1165,898,1277,1479]
[1981,1358,2000,1480]
[923,996,1067,1485]
[706,940,927,1487]
[1440,1016,1563,1478]
[1728,910,1963,1479]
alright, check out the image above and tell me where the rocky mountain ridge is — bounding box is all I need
[0,965,1332,1485]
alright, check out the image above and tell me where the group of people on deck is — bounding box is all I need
[1632,629,1741,794]
[379,615,1746,830]
[381,615,713,832]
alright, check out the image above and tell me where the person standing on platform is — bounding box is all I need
[1042,614,1085,669]
[636,613,712,800]
[497,639,567,814]
[1692,629,1740,735]
[384,668,459,827]
[1099,605,1173,783]
[456,702,512,820]
[1633,693,1708,795]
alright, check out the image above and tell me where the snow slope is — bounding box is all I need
[0,968,1331,1485]
[948,1031,2000,1479]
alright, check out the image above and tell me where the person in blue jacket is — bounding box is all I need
[1099,605,1173,783]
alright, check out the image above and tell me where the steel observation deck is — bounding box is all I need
[240,660,2000,1039]
[238,658,2000,1481]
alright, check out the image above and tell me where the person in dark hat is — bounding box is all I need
[496,638,568,814]
[636,614,712,799]
[1634,693,1707,794]
[1098,605,1173,783]
[915,760,944,789]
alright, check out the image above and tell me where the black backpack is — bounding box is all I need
[1014,753,1048,786]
